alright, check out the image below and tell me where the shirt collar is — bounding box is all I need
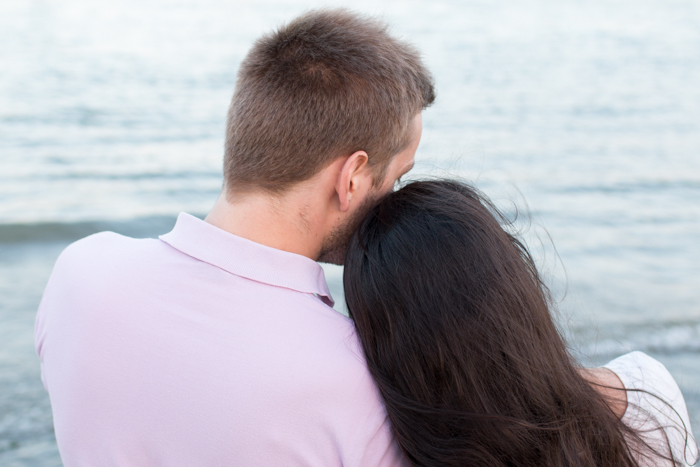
[159,213,334,307]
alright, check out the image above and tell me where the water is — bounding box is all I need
[1,0,699,464]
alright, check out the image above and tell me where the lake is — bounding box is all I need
[1,0,699,464]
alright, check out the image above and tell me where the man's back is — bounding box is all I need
[36,213,404,466]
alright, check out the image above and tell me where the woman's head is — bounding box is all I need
[344,180,565,409]
[343,180,638,466]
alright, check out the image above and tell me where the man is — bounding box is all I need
[36,9,434,466]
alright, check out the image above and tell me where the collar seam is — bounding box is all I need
[159,237,333,300]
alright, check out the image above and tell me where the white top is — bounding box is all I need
[604,351,699,467]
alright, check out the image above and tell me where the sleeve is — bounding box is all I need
[34,235,101,392]
[34,246,67,392]
[604,351,699,467]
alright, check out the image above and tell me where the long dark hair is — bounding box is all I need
[343,180,653,466]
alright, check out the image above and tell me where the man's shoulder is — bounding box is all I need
[64,230,153,253]
[45,232,165,291]
[58,231,159,265]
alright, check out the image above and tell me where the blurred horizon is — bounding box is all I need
[1,0,699,465]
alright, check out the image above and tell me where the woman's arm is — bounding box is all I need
[579,367,628,419]
[599,352,698,466]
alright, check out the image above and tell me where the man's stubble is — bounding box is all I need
[317,193,379,266]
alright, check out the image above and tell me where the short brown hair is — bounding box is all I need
[224,9,435,193]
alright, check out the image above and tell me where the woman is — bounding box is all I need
[343,180,698,467]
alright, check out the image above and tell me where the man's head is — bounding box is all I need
[316,113,423,264]
[218,9,434,264]
[224,8,434,194]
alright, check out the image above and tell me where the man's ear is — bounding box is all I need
[336,150,369,212]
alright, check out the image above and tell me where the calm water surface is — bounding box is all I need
[1,0,699,464]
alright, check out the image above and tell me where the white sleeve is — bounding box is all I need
[604,351,699,467]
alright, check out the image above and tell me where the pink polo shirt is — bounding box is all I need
[35,213,406,467]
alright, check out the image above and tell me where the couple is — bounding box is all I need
[36,9,696,467]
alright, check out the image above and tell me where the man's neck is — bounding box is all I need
[204,189,326,260]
